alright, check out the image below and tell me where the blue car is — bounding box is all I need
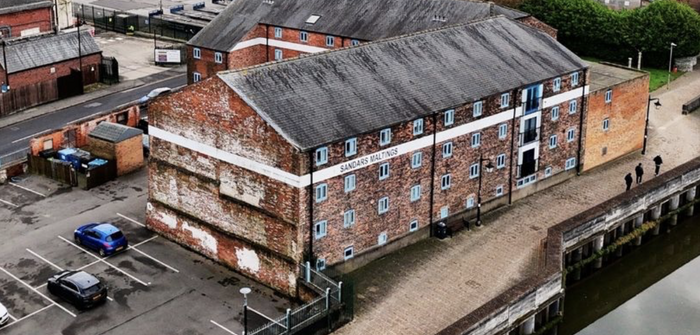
[74,223,128,256]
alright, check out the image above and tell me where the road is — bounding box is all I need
[0,74,186,157]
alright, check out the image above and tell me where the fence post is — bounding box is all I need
[337,281,343,302]
[285,308,291,334]
[305,261,311,282]
[325,288,331,310]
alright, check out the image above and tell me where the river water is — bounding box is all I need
[559,205,700,335]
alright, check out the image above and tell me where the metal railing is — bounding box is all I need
[519,128,539,146]
[301,262,342,302]
[0,148,29,169]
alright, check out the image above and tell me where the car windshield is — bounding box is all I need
[82,283,102,295]
[105,231,124,242]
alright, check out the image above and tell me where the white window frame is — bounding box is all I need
[274,27,282,38]
[193,72,201,83]
[444,109,455,126]
[315,220,327,239]
[473,101,483,117]
[571,72,579,87]
[379,128,391,146]
[496,153,506,169]
[410,185,421,202]
[409,220,419,232]
[551,106,560,121]
[379,162,390,180]
[603,118,610,131]
[498,124,507,139]
[496,185,504,197]
[326,35,335,47]
[466,196,475,209]
[471,133,481,148]
[411,152,422,169]
[605,89,612,103]
[214,52,223,64]
[378,232,388,245]
[343,209,355,228]
[351,39,360,46]
[315,183,328,202]
[316,258,326,271]
[315,147,328,166]
[569,100,577,114]
[300,31,308,42]
[565,157,577,170]
[442,142,453,158]
[553,77,561,92]
[469,163,480,179]
[549,135,557,149]
[440,206,449,219]
[274,49,283,61]
[193,47,201,59]
[441,174,451,190]
[413,119,424,135]
[500,93,510,108]
[344,246,354,260]
[344,174,356,192]
[544,166,553,177]
[567,128,575,142]
[345,138,357,156]
[378,197,389,214]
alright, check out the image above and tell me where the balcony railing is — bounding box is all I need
[519,128,540,146]
[517,159,539,179]
[524,97,542,115]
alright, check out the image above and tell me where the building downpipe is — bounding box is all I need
[428,113,438,237]
[576,68,588,175]
[307,151,314,263]
[508,88,519,205]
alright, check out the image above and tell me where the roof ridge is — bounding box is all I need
[217,15,505,77]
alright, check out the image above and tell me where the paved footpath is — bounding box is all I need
[335,70,700,335]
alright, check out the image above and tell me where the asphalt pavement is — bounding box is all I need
[0,73,186,158]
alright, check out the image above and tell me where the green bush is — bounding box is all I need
[520,0,700,67]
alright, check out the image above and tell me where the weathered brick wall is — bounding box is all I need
[0,7,52,36]
[4,53,102,88]
[582,72,648,172]
[86,137,115,160]
[114,135,143,175]
[517,16,558,39]
[186,46,228,84]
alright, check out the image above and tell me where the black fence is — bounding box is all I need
[74,3,203,42]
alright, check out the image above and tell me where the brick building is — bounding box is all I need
[0,0,53,38]
[185,0,556,84]
[582,62,649,171]
[148,16,589,295]
[87,122,144,176]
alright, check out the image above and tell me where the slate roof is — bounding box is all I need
[588,61,648,92]
[189,0,528,51]
[89,122,143,143]
[0,0,51,15]
[0,31,102,74]
[218,16,587,151]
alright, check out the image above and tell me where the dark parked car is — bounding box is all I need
[74,223,128,256]
[47,270,107,309]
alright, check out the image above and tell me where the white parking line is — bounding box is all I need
[0,198,18,208]
[9,182,47,197]
[130,247,179,273]
[3,305,54,329]
[57,236,149,287]
[107,296,114,302]
[116,213,146,227]
[26,249,64,271]
[72,236,160,273]
[210,320,239,335]
[7,312,17,322]
[0,267,76,317]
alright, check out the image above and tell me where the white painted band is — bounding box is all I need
[231,37,328,54]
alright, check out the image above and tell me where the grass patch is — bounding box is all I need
[581,57,683,92]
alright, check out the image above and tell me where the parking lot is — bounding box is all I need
[0,169,292,335]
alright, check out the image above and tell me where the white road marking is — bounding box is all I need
[57,235,149,287]
[73,236,160,273]
[7,312,17,322]
[3,305,54,329]
[210,320,238,335]
[117,213,146,227]
[107,296,114,301]
[9,182,47,197]
[130,246,179,273]
[249,306,285,327]
[0,267,76,317]
[10,129,50,144]
[0,198,18,208]
[26,249,64,271]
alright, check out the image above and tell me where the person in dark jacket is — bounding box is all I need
[625,173,633,191]
[635,163,644,184]
[653,155,663,176]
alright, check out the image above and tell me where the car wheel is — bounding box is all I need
[74,235,81,245]
[99,249,106,257]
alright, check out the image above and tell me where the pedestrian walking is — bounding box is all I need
[625,173,633,191]
[635,163,644,184]
[653,155,663,176]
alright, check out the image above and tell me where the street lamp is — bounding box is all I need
[475,154,495,227]
[240,287,251,335]
[642,96,662,155]
[667,42,677,89]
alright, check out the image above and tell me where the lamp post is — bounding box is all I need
[240,287,251,335]
[475,154,495,227]
[667,42,676,89]
[642,96,662,155]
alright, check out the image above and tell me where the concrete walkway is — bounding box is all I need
[335,70,700,335]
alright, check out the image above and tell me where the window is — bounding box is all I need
[444,109,455,126]
[344,246,354,260]
[569,100,577,114]
[345,138,357,156]
[306,15,321,24]
[565,157,576,170]
[549,135,557,149]
[214,52,223,64]
[379,163,390,180]
[442,142,453,158]
[471,133,481,148]
[412,152,422,168]
[300,31,308,42]
[469,163,480,179]
[193,72,201,83]
[343,209,355,228]
[409,220,419,232]
[274,27,282,38]
[440,206,449,219]
[316,258,326,271]
[501,93,510,108]
[466,196,475,209]
[326,35,335,47]
[344,174,356,192]
[378,197,389,214]
[567,128,575,142]
[43,139,53,150]
[571,72,579,86]
[315,183,327,202]
[544,166,553,177]
[551,106,560,121]
[378,232,388,245]
[553,77,561,92]
[193,47,201,59]
[314,220,327,239]
[605,90,612,103]
[274,49,283,61]
[410,185,421,202]
[496,185,504,197]
[413,119,424,135]
[603,118,610,131]
[441,174,451,190]
[498,124,508,139]
[496,153,506,169]
[351,39,360,46]
[315,147,328,165]
[473,101,483,117]
[379,128,391,146]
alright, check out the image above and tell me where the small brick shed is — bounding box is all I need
[87,122,144,176]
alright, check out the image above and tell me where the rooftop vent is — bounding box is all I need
[432,15,447,23]
[262,0,274,5]
[306,15,321,24]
